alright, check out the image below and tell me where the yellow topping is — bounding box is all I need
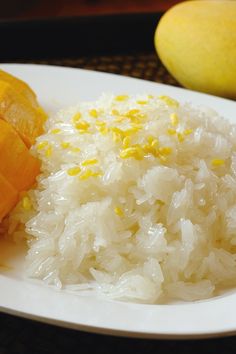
[159,146,172,155]
[111,109,120,116]
[114,115,126,123]
[79,169,102,180]
[170,113,179,126]
[51,128,61,134]
[143,144,158,156]
[125,109,140,117]
[177,132,184,142]
[147,135,156,144]
[22,196,32,211]
[148,95,154,99]
[111,127,124,138]
[115,95,129,101]
[123,136,131,148]
[95,121,106,127]
[183,129,193,135]
[89,109,99,118]
[71,147,81,153]
[142,136,159,156]
[67,166,81,176]
[96,121,109,135]
[37,141,48,150]
[114,206,124,217]
[100,126,109,135]
[112,132,122,143]
[137,100,148,105]
[211,159,225,167]
[75,121,90,132]
[120,146,144,160]
[167,128,176,135]
[81,159,98,166]
[72,112,82,124]
[61,142,70,149]
[45,146,52,157]
[151,139,159,148]
[159,95,179,107]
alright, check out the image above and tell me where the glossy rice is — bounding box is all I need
[8,93,236,303]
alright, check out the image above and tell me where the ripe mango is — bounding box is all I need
[0,173,18,222]
[0,80,46,147]
[155,1,236,99]
[0,119,40,192]
[0,69,38,108]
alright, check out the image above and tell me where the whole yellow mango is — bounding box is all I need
[155,0,236,99]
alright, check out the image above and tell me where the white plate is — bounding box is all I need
[1,63,236,339]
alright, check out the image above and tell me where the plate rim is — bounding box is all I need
[1,63,236,339]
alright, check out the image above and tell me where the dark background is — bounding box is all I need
[1,312,236,354]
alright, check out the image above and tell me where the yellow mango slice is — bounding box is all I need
[0,80,46,147]
[0,173,18,222]
[0,119,40,192]
[0,69,38,108]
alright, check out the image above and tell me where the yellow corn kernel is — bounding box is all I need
[37,141,48,150]
[100,126,109,135]
[126,124,142,135]
[95,121,106,127]
[89,109,99,118]
[111,127,124,138]
[148,95,154,99]
[128,116,142,124]
[115,95,129,101]
[61,142,70,149]
[211,159,225,167]
[125,109,140,117]
[79,169,102,180]
[177,132,184,142]
[45,146,52,157]
[147,135,155,144]
[70,147,81,153]
[114,206,124,217]
[115,115,126,123]
[22,196,32,211]
[111,109,120,116]
[67,166,81,176]
[123,136,131,148]
[112,132,121,143]
[75,121,90,131]
[81,159,98,166]
[137,100,148,105]
[120,146,144,160]
[143,144,157,156]
[159,95,179,108]
[96,121,108,134]
[50,128,61,134]
[167,128,176,135]
[170,113,179,126]
[183,129,193,135]
[72,112,82,124]
[159,146,172,155]
[151,139,159,148]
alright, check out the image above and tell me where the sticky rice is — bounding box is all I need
[9,93,236,303]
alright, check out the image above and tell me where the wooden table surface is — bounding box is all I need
[0,0,180,20]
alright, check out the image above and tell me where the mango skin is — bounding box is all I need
[155,1,236,99]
